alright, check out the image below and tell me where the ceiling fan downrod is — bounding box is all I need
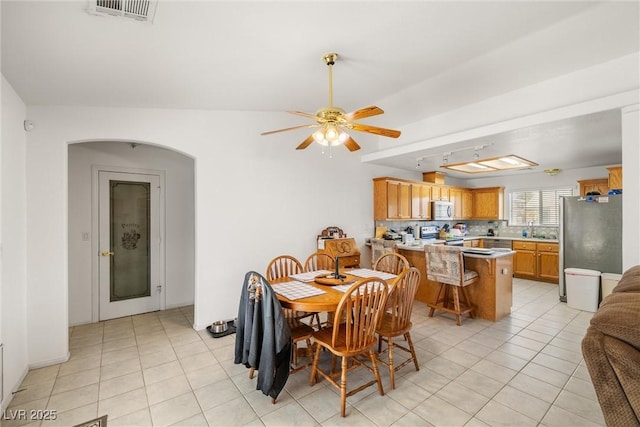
[323,53,338,108]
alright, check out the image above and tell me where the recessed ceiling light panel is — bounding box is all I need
[441,154,537,174]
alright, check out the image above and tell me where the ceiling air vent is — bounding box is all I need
[89,0,158,22]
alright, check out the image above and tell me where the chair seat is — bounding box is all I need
[287,317,314,339]
[376,314,412,337]
[462,269,479,283]
[313,325,377,357]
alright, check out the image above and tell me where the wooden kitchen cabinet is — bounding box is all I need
[449,188,462,219]
[411,183,431,219]
[472,187,504,220]
[537,243,559,282]
[373,178,412,220]
[513,240,559,283]
[450,187,473,219]
[578,178,608,196]
[513,241,537,278]
[374,177,498,221]
[431,185,449,201]
[607,166,622,190]
[462,190,474,219]
[463,239,481,247]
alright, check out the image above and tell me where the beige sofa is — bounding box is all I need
[581,265,640,426]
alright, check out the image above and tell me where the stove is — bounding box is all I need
[419,225,439,240]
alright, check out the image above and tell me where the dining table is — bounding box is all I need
[272,268,399,314]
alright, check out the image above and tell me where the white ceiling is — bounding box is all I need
[2,1,639,178]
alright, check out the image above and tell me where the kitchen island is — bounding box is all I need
[397,243,515,322]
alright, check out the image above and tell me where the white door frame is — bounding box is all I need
[91,165,166,323]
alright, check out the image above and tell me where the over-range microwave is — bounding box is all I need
[432,201,454,220]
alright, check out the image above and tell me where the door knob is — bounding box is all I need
[101,250,114,256]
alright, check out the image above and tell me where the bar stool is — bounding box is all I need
[424,245,478,325]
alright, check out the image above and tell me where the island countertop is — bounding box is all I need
[397,245,514,322]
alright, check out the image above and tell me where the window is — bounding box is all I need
[509,187,573,226]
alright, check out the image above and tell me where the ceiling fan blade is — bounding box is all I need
[261,124,316,136]
[343,105,384,121]
[343,136,361,152]
[295,134,315,150]
[350,123,401,138]
[288,110,319,120]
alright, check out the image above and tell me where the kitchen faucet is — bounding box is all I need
[528,221,535,238]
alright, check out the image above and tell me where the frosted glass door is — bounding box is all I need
[99,171,161,320]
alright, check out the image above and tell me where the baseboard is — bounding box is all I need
[1,366,29,412]
[28,352,70,370]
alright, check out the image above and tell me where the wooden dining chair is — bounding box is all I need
[376,267,421,389]
[264,255,316,373]
[424,245,479,326]
[309,278,389,417]
[373,252,410,275]
[267,254,321,329]
[266,255,304,282]
[303,251,336,272]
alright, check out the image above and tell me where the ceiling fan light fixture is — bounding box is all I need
[313,125,348,146]
[325,125,339,142]
[260,52,400,153]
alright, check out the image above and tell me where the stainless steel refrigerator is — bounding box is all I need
[559,194,622,301]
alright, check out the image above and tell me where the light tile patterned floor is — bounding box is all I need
[5,278,605,426]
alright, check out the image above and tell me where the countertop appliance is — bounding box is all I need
[452,223,467,235]
[432,201,454,220]
[559,194,622,302]
[418,225,438,240]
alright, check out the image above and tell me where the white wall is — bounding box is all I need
[24,105,405,365]
[1,76,29,408]
[621,104,640,270]
[68,141,195,326]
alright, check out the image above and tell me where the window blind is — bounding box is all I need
[510,187,573,226]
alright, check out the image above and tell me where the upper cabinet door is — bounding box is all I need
[472,187,504,220]
[373,178,412,220]
[411,183,431,219]
[607,166,622,190]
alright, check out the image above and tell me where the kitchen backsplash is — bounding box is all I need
[376,220,559,240]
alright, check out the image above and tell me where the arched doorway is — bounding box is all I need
[68,140,195,325]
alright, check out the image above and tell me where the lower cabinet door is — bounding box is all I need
[538,251,559,281]
[514,250,537,278]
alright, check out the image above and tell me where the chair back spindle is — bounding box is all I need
[304,251,335,272]
[373,252,410,275]
[266,255,303,281]
[331,279,389,351]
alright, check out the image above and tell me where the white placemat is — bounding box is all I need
[288,270,332,282]
[272,281,327,300]
[347,268,397,281]
[334,281,388,294]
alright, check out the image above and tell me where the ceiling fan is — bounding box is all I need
[261,53,401,152]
